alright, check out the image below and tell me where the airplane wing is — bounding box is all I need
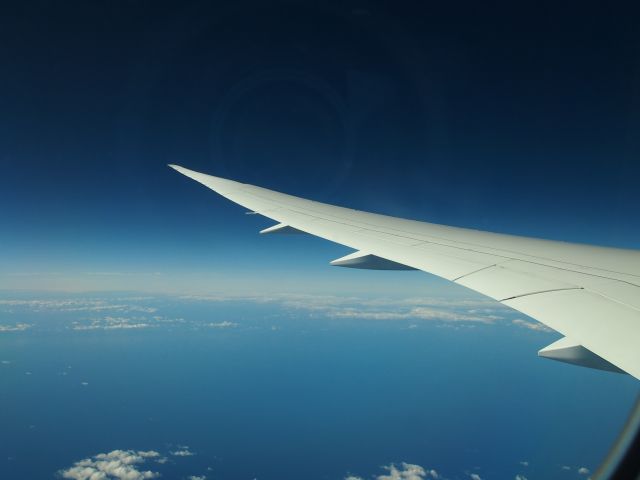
[170,164,640,380]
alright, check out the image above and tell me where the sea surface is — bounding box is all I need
[1,292,637,480]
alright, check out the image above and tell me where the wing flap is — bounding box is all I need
[504,289,640,379]
[538,336,624,373]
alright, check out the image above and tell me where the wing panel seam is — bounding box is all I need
[499,287,584,302]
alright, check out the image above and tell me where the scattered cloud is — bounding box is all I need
[349,463,434,480]
[206,321,238,328]
[170,446,195,457]
[72,316,153,331]
[59,449,161,480]
[378,463,428,480]
[1,360,12,364]
[561,466,571,470]
[0,323,32,332]
[515,475,528,480]
[470,474,482,480]
[578,467,591,475]
[187,476,206,480]
[519,461,529,467]
[328,306,497,323]
[0,298,156,314]
[512,319,553,332]
[0,291,546,334]
[180,292,509,326]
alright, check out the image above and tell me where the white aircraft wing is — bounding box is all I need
[170,164,640,380]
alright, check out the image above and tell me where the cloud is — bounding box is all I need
[519,461,529,467]
[0,323,32,332]
[1,292,529,338]
[187,476,206,480]
[578,467,591,475]
[512,319,553,332]
[59,450,161,480]
[515,475,528,480]
[0,298,156,314]
[180,293,509,325]
[1,293,517,334]
[377,463,427,480]
[470,474,482,480]
[328,306,496,323]
[170,447,194,457]
[348,463,433,480]
[72,316,153,331]
[206,321,238,328]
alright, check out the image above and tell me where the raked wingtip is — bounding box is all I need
[168,164,195,177]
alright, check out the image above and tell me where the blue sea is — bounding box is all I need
[0,292,637,480]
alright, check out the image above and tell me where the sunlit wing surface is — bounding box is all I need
[170,165,640,380]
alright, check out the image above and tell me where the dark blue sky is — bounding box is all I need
[2,0,639,291]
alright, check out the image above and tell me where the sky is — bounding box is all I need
[1,2,640,479]
[1,0,640,292]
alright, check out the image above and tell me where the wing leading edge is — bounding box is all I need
[170,164,640,380]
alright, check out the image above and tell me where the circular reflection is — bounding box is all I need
[208,69,353,197]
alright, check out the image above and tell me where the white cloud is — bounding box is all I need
[1,293,517,334]
[329,306,496,323]
[348,463,431,480]
[470,474,482,480]
[72,316,153,331]
[519,461,529,467]
[170,447,194,457]
[59,449,161,480]
[515,475,528,480]
[512,319,553,332]
[561,466,571,470]
[0,323,32,332]
[181,293,509,325]
[578,467,591,475]
[378,463,427,480]
[187,476,206,480]
[0,298,156,314]
[206,321,238,328]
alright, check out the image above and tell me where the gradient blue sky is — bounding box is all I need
[1,0,639,293]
